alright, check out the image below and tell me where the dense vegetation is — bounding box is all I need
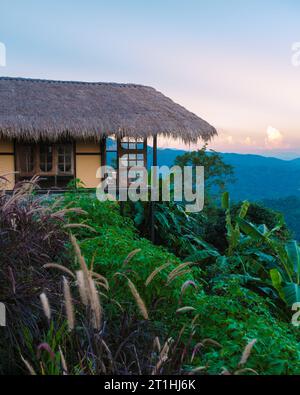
[262,196,300,241]
[152,144,300,201]
[1,150,300,375]
[152,144,300,239]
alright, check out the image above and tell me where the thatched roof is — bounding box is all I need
[0,77,217,143]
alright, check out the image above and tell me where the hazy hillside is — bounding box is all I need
[261,196,300,240]
[147,147,300,201]
[109,140,300,237]
[147,147,300,240]
[222,153,300,201]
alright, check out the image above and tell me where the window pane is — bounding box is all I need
[120,154,128,167]
[40,145,53,172]
[58,146,65,155]
[107,138,117,151]
[19,145,34,173]
[57,144,73,173]
[107,151,118,169]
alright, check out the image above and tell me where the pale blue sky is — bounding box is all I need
[1,0,300,156]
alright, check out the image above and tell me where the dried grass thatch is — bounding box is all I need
[0,77,217,143]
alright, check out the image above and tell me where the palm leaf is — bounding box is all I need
[237,218,266,241]
[270,268,285,301]
[285,240,300,284]
[238,201,250,219]
[282,282,300,306]
[221,192,230,210]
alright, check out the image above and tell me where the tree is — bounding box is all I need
[174,144,235,197]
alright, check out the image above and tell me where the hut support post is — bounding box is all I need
[150,135,157,244]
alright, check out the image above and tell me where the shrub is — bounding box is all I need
[3,184,300,375]
[21,235,262,375]
[58,192,300,375]
[0,179,76,373]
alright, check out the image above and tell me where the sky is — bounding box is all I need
[1,0,300,158]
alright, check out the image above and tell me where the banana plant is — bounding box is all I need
[271,241,300,306]
[238,217,300,306]
[221,191,250,255]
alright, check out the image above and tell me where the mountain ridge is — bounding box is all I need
[148,146,300,201]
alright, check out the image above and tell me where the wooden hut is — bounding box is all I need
[0,77,216,190]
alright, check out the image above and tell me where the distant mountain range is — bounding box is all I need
[147,147,300,202]
[147,146,300,239]
[107,139,300,237]
[107,138,300,202]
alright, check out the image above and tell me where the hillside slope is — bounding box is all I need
[147,146,300,201]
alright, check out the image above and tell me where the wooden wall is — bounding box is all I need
[0,139,15,190]
[75,141,101,188]
[0,139,102,190]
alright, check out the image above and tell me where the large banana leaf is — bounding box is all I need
[186,249,220,262]
[183,234,218,252]
[237,218,266,242]
[238,201,250,219]
[257,224,269,235]
[268,215,284,234]
[285,240,300,283]
[270,268,286,301]
[221,191,230,210]
[282,282,300,306]
[253,251,277,265]
[155,212,170,230]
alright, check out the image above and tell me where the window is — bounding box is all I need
[119,138,146,167]
[106,137,118,169]
[118,137,147,187]
[18,145,34,174]
[121,138,144,151]
[120,153,145,167]
[40,144,53,172]
[16,142,74,188]
[58,144,73,173]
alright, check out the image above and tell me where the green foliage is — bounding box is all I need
[124,199,218,259]
[61,192,198,321]
[4,179,300,375]
[262,196,300,241]
[67,178,86,189]
[193,288,300,375]
[57,191,300,375]
[174,144,235,197]
[237,216,300,306]
[22,321,70,375]
[221,192,250,255]
[233,202,291,241]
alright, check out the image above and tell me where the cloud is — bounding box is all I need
[244,136,256,146]
[226,135,234,144]
[215,133,235,145]
[265,126,285,149]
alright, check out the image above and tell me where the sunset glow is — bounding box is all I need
[1,0,300,158]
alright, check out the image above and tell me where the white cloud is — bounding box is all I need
[244,136,257,146]
[225,135,234,144]
[265,126,285,149]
